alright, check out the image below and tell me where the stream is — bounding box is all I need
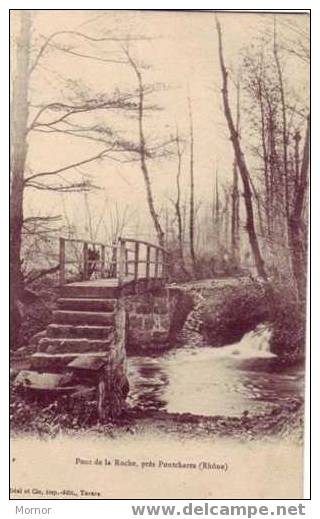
[127,325,305,417]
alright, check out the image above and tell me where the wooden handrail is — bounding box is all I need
[134,241,139,282]
[100,244,105,278]
[146,245,151,280]
[118,238,126,287]
[61,237,114,249]
[119,236,168,254]
[59,235,169,286]
[155,248,159,278]
[83,242,89,280]
[59,237,65,286]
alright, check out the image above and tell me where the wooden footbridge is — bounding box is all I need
[16,236,171,419]
[58,236,169,291]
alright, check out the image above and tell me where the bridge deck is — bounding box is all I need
[66,276,134,288]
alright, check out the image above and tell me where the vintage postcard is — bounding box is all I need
[10,9,310,499]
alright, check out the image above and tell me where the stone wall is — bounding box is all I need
[101,301,129,418]
[123,287,190,350]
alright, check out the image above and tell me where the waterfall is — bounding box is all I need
[210,324,276,359]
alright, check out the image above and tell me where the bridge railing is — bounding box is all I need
[117,237,169,286]
[59,236,169,286]
[59,237,117,286]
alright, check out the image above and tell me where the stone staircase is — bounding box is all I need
[18,284,120,386]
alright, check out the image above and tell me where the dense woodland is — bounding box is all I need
[10,11,309,359]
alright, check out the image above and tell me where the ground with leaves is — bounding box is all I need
[10,381,303,444]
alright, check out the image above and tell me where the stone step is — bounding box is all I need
[38,337,112,354]
[14,369,76,390]
[53,310,115,326]
[58,297,118,312]
[60,285,121,299]
[47,323,113,340]
[30,352,107,372]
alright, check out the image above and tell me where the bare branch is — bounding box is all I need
[24,147,115,184]
[23,215,62,223]
[29,95,140,129]
[45,40,128,65]
[25,181,98,192]
[29,30,151,74]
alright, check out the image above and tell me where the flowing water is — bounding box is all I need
[127,325,305,417]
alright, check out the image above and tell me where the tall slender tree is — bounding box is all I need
[215,17,268,280]
[288,115,310,301]
[124,48,165,248]
[10,11,32,347]
[174,126,188,273]
[188,95,196,270]
[231,82,240,265]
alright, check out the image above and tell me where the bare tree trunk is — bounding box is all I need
[10,11,31,348]
[288,116,310,301]
[188,95,196,270]
[258,78,272,237]
[273,18,290,230]
[222,190,230,250]
[174,127,188,274]
[125,50,165,248]
[164,205,169,248]
[293,129,301,194]
[266,97,283,241]
[216,18,268,280]
[182,199,187,245]
[214,169,220,248]
[248,173,265,238]
[231,81,240,265]
[231,160,240,261]
[175,129,184,257]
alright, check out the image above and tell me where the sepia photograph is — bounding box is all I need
[10,9,310,500]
